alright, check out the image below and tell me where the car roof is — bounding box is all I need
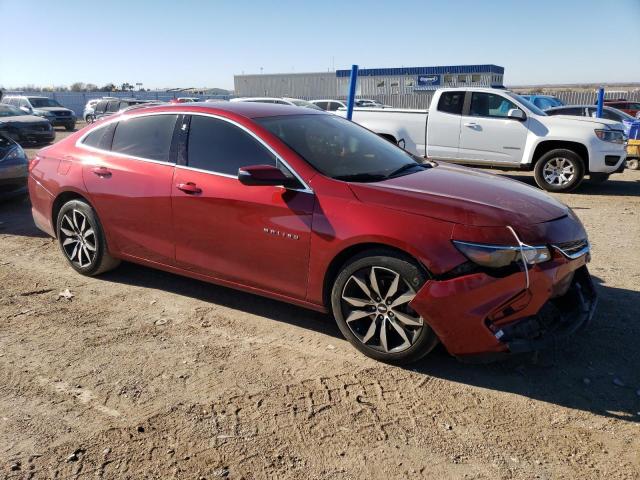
[120,101,325,119]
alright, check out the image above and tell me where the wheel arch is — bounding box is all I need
[531,140,589,172]
[51,190,96,238]
[322,242,430,309]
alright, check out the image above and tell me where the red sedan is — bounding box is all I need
[602,100,640,117]
[28,102,596,363]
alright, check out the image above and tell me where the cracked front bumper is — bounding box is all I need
[410,252,595,359]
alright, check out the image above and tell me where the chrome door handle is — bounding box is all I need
[92,166,112,177]
[176,182,202,194]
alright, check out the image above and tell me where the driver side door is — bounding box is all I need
[171,114,315,299]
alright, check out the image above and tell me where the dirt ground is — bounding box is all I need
[1,125,639,479]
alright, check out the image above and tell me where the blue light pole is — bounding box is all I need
[346,64,359,121]
[596,87,604,118]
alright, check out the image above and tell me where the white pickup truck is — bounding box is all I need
[339,87,627,192]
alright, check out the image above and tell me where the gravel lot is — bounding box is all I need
[1,125,639,479]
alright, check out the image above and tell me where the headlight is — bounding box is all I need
[453,241,551,268]
[1,145,27,163]
[33,109,54,118]
[594,129,624,144]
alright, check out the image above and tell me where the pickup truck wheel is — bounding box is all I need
[534,149,584,192]
[331,250,438,365]
[627,158,639,170]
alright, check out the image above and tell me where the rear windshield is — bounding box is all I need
[255,114,423,182]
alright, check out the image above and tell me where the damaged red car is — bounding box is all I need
[28,103,596,364]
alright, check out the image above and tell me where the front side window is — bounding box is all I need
[187,115,277,176]
[328,102,342,111]
[111,114,178,161]
[314,101,328,110]
[552,107,585,116]
[437,91,465,115]
[256,114,423,182]
[95,101,108,113]
[470,92,518,118]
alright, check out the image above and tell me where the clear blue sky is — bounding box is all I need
[1,0,639,90]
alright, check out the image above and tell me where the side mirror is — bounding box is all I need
[238,165,300,189]
[507,108,526,121]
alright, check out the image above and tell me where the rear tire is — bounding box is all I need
[65,123,76,131]
[56,199,120,276]
[330,249,438,364]
[534,149,585,192]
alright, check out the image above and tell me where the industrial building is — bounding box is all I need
[234,64,504,99]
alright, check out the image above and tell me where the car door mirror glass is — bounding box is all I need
[507,108,526,120]
[238,165,300,188]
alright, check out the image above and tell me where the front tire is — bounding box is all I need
[534,149,585,192]
[65,123,76,131]
[627,158,639,170]
[56,199,120,276]
[331,250,438,364]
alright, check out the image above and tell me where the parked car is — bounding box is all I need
[518,95,564,110]
[602,100,640,117]
[546,104,636,136]
[340,87,626,192]
[169,97,200,103]
[0,104,55,145]
[230,97,323,110]
[311,99,391,111]
[0,134,29,199]
[83,97,117,123]
[2,95,76,130]
[29,102,595,364]
[93,98,151,121]
[311,99,348,112]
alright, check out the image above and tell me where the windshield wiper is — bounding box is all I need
[334,173,388,182]
[386,162,428,179]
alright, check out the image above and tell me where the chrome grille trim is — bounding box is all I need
[552,239,590,260]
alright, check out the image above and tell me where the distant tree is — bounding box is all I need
[85,83,98,91]
[70,82,86,92]
[99,83,116,92]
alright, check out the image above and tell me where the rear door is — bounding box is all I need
[458,91,529,165]
[80,113,180,264]
[171,114,314,299]
[426,91,464,160]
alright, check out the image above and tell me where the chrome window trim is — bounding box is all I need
[75,110,313,194]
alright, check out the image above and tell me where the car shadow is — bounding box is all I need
[409,275,640,423]
[102,260,639,423]
[0,194,48,238]
[502,171,640,197]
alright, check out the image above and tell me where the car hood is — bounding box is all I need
[348,163,569,227]
[0,115,51,125]
[542,114,623,130]
[36,106,73,113]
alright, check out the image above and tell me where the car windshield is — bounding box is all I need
[0,104,25,117]
[511,93,547,116]
[28,97,61,108]
[256,114,428,182]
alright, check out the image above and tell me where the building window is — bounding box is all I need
[471,74,481,83]
[376,80,385,88]
[390,80,399,87]
[443,75,454,84]
[405,78,414,87]
[458,74,468,84]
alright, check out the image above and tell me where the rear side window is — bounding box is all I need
[111,114,178,161]
[437,91,464,115]
[551,107,584,116]
[82,123,117,150]
[107,101,120,113]
[328,102,342,111]
[95,100,108,113]
[314,101,328,110]
[187,115,276,176]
